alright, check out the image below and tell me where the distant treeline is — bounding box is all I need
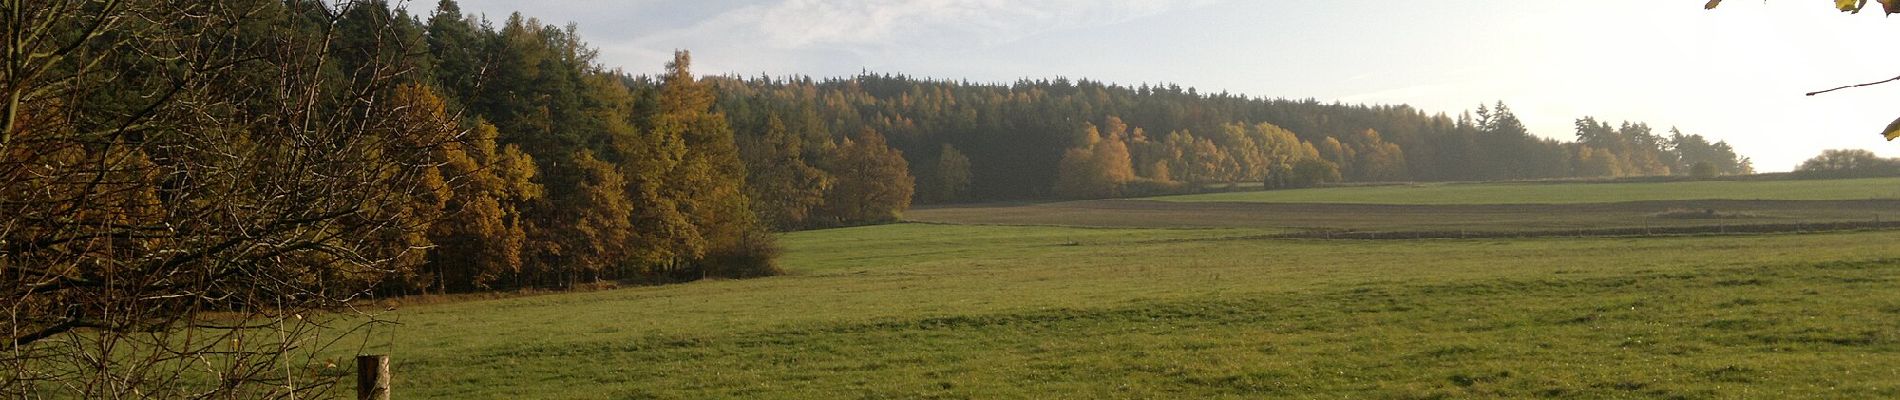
[1794,149,1900,179]
[709,73,1754,206]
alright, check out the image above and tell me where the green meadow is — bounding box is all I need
[347,219,1900,398]
[1149,177,1900,205]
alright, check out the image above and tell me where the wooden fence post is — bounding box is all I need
[357,354,390,400]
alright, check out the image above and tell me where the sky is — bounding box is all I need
[431,0,1900,172]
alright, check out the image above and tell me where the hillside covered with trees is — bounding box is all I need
[2,0,1757,304]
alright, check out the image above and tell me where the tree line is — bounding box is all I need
[412,1,1755,291]
[711,75,1754,207]
[403,2,917,291]
[1794,149,1900,179]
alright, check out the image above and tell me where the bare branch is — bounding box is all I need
[1806,74,1900,96]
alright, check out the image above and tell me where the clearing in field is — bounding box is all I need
[345,178,1900,399]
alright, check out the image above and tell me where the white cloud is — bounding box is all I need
[740,0,1204,47]
[613,0,1214,74]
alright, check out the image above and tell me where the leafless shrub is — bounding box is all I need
[3,0,448,397]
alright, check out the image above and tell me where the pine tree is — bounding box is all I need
[426,0,486,101]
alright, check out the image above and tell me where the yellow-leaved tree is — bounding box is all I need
[820,129,916,225]
[1055,121,1138,198]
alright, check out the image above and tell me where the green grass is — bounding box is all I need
[1149,177,1900,204]
[778,223,1276,274]
[907,198,1900,234]
[336,223,1900,399]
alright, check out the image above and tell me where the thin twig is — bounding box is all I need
[1806,74,1900,96]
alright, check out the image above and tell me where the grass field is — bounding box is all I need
[1150,177,1900,205]
[907,199,1900,234]
[341,222,1900,398]
[911,177,1900,235]
[301,177,1900,398]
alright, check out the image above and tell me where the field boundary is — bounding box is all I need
[1270,220,1900,240]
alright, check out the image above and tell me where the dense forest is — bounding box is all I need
[713,75,1754,206]
[422,0,1750,290]
[4,0,1754,298]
